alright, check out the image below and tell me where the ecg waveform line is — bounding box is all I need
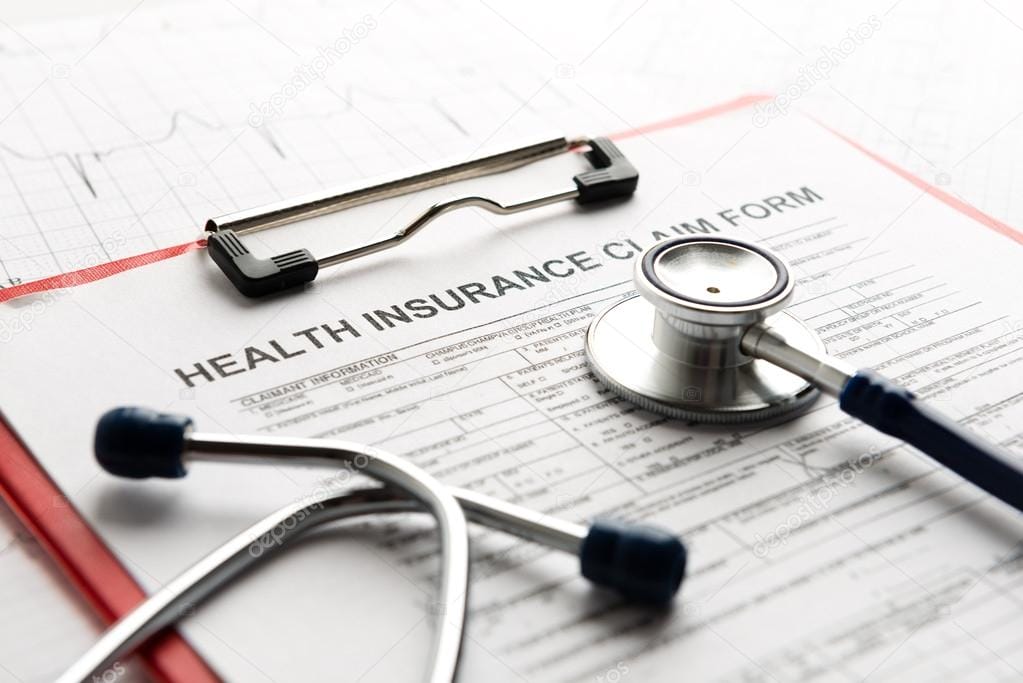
[0,81,492,197]
[0,110,286,197]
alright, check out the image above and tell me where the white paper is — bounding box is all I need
[3,107,1023,682]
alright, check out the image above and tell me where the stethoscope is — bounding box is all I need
[59,407,686,683]
[585,235,1023,513]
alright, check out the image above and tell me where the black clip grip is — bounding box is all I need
[572,137,639,204]
[207,230,318,298]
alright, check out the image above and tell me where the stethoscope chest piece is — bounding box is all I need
[586,237,823,423]
[585,235,1023,513]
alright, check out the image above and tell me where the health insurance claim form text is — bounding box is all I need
[2,106,1023,681]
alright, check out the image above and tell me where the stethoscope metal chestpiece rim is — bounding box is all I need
[585,236,823,424]
[634,237,795,327]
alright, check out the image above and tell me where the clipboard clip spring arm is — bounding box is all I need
[204,136,638,297]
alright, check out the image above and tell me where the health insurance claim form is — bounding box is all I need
[3,104,1023,681]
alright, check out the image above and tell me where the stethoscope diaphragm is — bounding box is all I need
[585,237,823,423]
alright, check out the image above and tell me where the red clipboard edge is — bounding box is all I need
[0,415,220,682]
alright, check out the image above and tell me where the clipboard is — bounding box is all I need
[1,92,1019,682]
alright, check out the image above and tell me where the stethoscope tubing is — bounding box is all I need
[838,370,1023,512]
[70,409,686,683]
[188,433,472,683]
[744,323,1023,512]
[85,419,472,683]
[56,478,592,683]
[57,488,423,683]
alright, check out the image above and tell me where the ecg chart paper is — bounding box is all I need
[0,0,699,289]
[3,93,1023,681]
[3,0,1023,293]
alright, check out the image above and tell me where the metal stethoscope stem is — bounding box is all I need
[72,423,470,683]
[740,322,853,396]
[61,409,687,683]
[59,484,584,683]
[184,432,587,555]
[58,488,426,683]
[586,236,1023,513]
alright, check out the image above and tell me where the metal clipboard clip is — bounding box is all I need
[204,136,638,297]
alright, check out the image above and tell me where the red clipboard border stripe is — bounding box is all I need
[820,122,1023,245]
[0,239,205,304]
[2,94,1019,306]
[0,417,219,682]
[0,93,1020,682]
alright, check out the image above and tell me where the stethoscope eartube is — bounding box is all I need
[836,370,1023,511]
[62,407,686,683]
[586,236,1023,513]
